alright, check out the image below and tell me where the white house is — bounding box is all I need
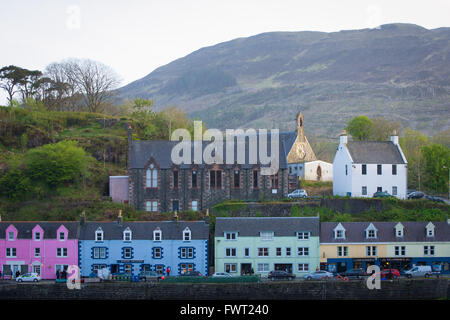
[288,160,333,182]
[332,130,407,199]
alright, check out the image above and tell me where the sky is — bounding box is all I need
[0,0,449,104]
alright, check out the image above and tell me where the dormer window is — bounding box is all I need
[426,222,435,237]
[59,232,65,241]
[365,223,378,239]
[34,232,41,241]
[395,223,404,238]
[153,228,162,241]
[123,228,132,241]
[334,223,346,239]
[8,231,14,241]
[183,227,191,241]
[260,231,274,241]
[95,228,104,242]
[225,232,238,241]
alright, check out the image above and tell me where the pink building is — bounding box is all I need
[0,222,79,280]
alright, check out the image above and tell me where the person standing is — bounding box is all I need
[166,266,171,276]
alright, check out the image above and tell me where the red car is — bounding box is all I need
[379,269,400,279]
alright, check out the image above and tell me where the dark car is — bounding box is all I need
[337,268,367,279]
[180,270,202,277]
[407,191,424,199]
[425,195,445,203]
[373,191,393,198]
[268,270,296,281]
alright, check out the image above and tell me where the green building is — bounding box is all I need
[214,217,320,277]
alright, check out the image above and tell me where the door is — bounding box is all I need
[173,200,179,212]
[33,265,41,275]
[241,263,252,275]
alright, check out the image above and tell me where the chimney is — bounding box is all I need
[390,130,399,145]
[80,210,86,226]
[340,129,348,145]
[118,210,123,225]
[173,210,178,222]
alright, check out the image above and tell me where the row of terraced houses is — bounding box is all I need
[1,216,449,279]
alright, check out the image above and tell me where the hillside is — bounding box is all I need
[118,23,450,136]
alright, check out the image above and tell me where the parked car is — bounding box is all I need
[379,269,401,279]
[303,270,334,280]
[268,270,296,280]
[287,189,308,199]
[404,265,435,278]
[180,270,203,277]
[139,271,163,281]
[16,273,41,283]
[373,191,393,198]
[212,272,233,278]
[425,195,445,203]
[407,191,425,199]
[337,268,367,279]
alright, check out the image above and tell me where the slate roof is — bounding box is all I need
[0,222,79,239]
[79,221,210,240]
[346,141,405,164]
[129,132,295,169]
[214,217,320,237]
[320,222,450,243]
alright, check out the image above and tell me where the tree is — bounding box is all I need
[422,143,450,194]
[0,65,27,103]
[400,128,429,190]
[370,117,402,141]
[130,98,157,139]
[346,116,373,141]
[18,69,43,101]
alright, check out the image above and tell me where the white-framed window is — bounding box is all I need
[396,229,403,237]
[153,247,162,258]
[334,224,346,239]
[124,264,132,274]
[225,263,237,273]
[394,246,406,256]
[123,247,132,259]
[95,228,104,242]
[191,201,198,212]
[424,246,435,256]
[244,248,250,257]
[365,224,378,239]
[257,263,270,273]
[93,247,106,259]
[225,248,237,257]
[34,232,41,241]
[366,246,377,256]
[180,247,194,259]
[183,228,191,241]
[146,164,158,188]
[258,247,269,257]
[427,229,434,237]
[225,232,238,241]
[57,248,68,257]
[8,232,14,241]
[297,247,309,256]
[298,263,309,272]
[362,186,367,195]
[146,201,158,212]
[392,186,397,196]
[260,231,274,241]
[286,247,291,256]
[297,232,310,240]
[6,248,16,257]
[59,232,65,241]
[367,230,376,238]
[153,229,162,241]
[123,228,132,242]
[337,246,348,257]
[180,263,194,274]
[34,248,41,257]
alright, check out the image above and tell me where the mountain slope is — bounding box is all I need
[118,23,450,136]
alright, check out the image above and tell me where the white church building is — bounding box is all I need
[332,130,407,199]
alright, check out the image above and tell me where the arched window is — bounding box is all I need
[146,164,158,188]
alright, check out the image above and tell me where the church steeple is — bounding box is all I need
[297,112,306,142]
[286,111,317,163]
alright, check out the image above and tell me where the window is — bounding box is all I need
[234,170,240,188]
[366,246,377,256]
[57,248,68,257]
[210,170,222,189]
[424,246,435,256]
[335,230,345,239]
[180,264,194,274]
[146,164,158,188]
[297,232,310,240]
[35,248,41,257]
[276,247,282,256]
[153,247,162,258]
[377,186,382,192]
[93,247,106,259]
[367,230,376,239]
[191,201,198,212]
[146,201,158,212]
[225,232,238,241]
[377,164,382,175]
[6,248,16,257]
[260,232,274,241]
[394,246,406,256]
[257,263,270,273]
[427,228,434,237]
[392,165,397,175]
[8,232,14,241]
[392,186,397,196]
[95,228,104,242]
[183,228,191,241]
[258,248,269,257]
[286,247,291,256]
[34,232,41,241]
[191,170,198,188]
[253,170,258,188]
[244,248,250,257]
[396,229,403,237]
[225,248,237,257]
[59,232,65,241]
[270,174,279,188]
[337,246,348,257]
[123,247,132,259]
[225,263,237,273]
[153,229,162,241]
[173,170,179,189]
[124,264,132,274]
[298,264,309,272]
[123,228,132,242]
[297,247,309,256]
[362,186,367,195]
[362,164,367,175]
[180,247,194,259]
[345,165,348,176]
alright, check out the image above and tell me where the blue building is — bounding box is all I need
[78,217,210,277]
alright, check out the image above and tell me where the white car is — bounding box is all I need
[16,273,41,283]
[287,189,308,199]
[212,272,233,278]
